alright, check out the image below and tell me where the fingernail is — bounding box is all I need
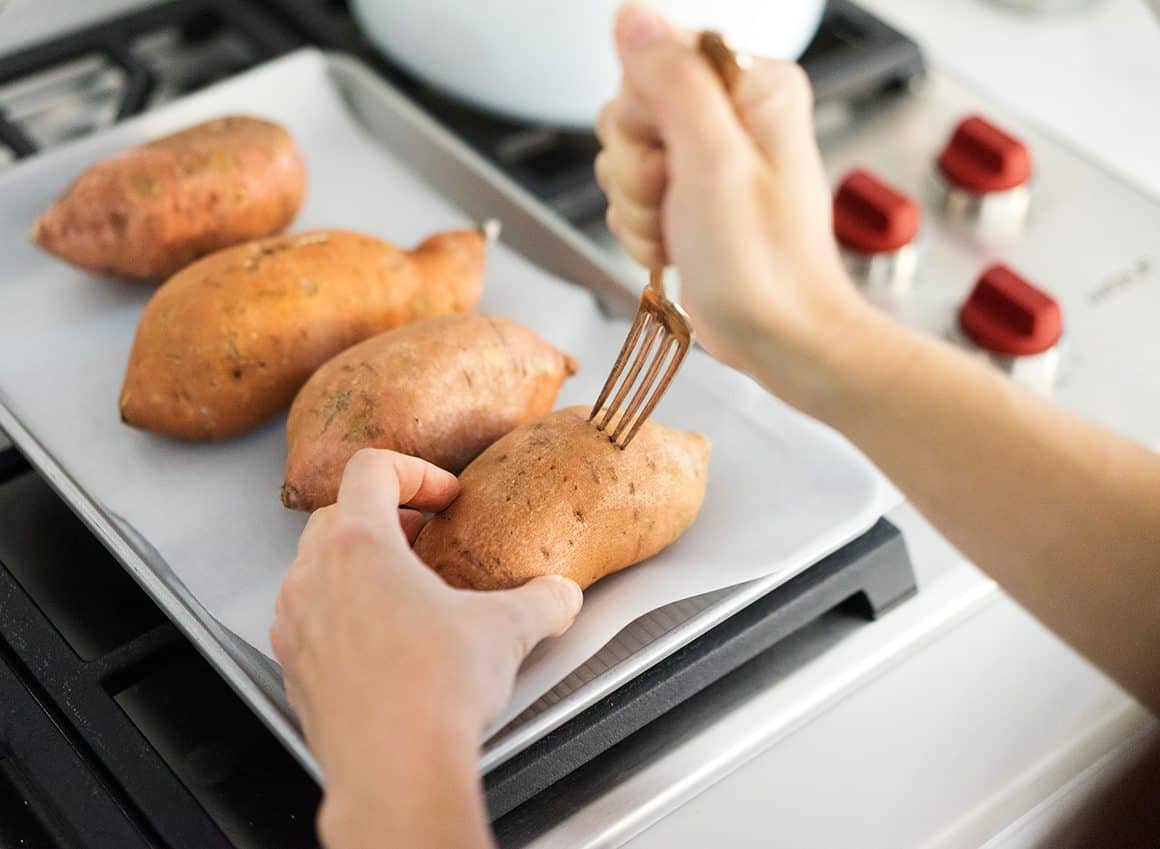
[618,3,668,49]
[551,575,584,615]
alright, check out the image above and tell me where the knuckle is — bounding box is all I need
[269,619,290,661]
[638,147,667,195]
[595,100,617,142]
[628,238,665,269]
[594,152,610,191]
[604,204,620,234]
[664,51,708,92]
[503,598,534,648]
[783,63,815,110]
[747,60,813,115]
[346,446,382,471]
[277,567,309,611]
[329,512,380,552]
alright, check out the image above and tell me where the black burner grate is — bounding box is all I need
[0,450,322,849]
[254,0,925,223]
[0,0,301,163]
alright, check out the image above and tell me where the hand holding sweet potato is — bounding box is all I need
[282,314,578,511]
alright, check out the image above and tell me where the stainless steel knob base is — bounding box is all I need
[929,171,1031,244]
[843,244,918,299]
[948,324,1061,395]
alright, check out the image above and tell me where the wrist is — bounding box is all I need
[318,685,481,784]
[742,274,920,426]
[320,718,487,849]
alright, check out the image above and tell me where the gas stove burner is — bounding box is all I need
[0,0,299,167]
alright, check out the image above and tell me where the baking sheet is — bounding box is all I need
[0,49,888,733]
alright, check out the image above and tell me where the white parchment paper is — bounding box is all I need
[0,51,889,730]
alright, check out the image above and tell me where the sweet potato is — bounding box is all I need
[282,315,579,511]
[33,115,306,279]
[413,406,710,591]
[119,227,487,441]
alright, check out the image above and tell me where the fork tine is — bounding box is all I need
[597,318,662,431]
[616,338,690,449]
[610,334,676,444]
[590,309,649,422]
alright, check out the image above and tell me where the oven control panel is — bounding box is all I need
[822,71,1160,446]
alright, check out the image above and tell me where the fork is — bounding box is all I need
[589,31,743,449]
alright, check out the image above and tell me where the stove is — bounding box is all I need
[2,1,1157,848]
[0,2,930,846]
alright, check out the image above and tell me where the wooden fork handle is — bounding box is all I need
[698,31,745,94]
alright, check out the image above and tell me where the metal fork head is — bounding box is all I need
[589,283,693,450]
[588,31,738,450]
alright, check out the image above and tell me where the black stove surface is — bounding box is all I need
[0,452,321,849]
[0,3,922,846]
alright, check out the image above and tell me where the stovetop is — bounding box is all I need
[0,4,932,847]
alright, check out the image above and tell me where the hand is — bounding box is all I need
[596,4,873,414]
[271,449,582,846]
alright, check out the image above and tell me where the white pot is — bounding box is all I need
[350,1,826,129]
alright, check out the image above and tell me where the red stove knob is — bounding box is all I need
[959,264,1062,356]
[938,115,1032,194]
[833,169,920,254]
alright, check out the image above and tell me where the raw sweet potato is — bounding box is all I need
[413,406,711,591]
[282,314,579,511]
[119,227,487,441]
[33,115,306,279]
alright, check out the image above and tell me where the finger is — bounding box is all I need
[730,57,819,168]
[338,449,459,520]
[606,205,666,268]
[614,4,748,173]
[606,180,663,242]
[399,508,427,546]
[490,575,584,660]
[597,91,661,148]
[269,613,296,666]
[296,504,336,557]
[601,134,667,208]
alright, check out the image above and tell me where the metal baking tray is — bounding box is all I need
[0,50,876,780]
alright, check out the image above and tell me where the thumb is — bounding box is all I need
[493,576,584,660]
[614,4,747,172]
[729,57,821,172]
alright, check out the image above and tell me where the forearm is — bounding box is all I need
[760,301,1160,713]
[317,705,493,849]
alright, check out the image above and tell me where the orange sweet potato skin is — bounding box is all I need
[119,228,486,441]
[282,314,579,511]
[413,406,711,591]
[33,115,306,279]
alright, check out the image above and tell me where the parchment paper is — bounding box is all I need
[0,51,889,731]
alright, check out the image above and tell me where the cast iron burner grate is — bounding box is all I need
[257,0,925,223]
[0,0,925,223]
[0,0,301,164]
